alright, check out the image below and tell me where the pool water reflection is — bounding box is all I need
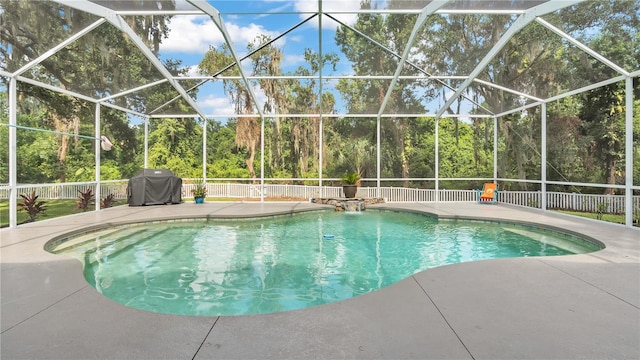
[48,210,600,316]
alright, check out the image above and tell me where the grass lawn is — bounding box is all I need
[0,199,127,228]
[1,196,303,227]
[552,209,628,225]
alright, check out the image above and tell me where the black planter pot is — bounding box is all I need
[342,185,357,198]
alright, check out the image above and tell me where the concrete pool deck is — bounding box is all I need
[1,202,638,359]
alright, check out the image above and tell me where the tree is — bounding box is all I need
[200,44,261,181]
[335,1,428,186]
[206,120,250,179]
[147,118,202,178]
[1,0,179,182]
[577,35,639,193]
[251,35,287,173]
[286,49,339,182]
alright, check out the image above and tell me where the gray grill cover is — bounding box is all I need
[127,169,182,206]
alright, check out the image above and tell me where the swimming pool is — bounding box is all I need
[48,210,601,316]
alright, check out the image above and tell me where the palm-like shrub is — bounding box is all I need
[18,191,47,223]
[77,188,95,212]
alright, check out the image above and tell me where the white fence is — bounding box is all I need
[1,182,639,214]
[0,181,130,200]
[545,192,634,214]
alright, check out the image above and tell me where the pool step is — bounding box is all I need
[52,227,149,254]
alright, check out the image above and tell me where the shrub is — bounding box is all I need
[101,193,115,208]
[77,188,95,212]
[18,191,47,223]
[340,172,361,185]
[595,200,609,220]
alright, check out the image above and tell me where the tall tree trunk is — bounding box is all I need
[604,155,617,195]
[58,134,68,183]
[401,129,409,188]
[290,131,299,183]
[53,113,76,183]
[246,148,256,182]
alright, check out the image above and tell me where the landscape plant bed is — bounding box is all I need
[0,199,127,228]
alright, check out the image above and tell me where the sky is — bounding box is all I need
[156,0,362,116]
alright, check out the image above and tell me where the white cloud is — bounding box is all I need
[161,16,222,53]
[199,94,235,115]
[197,84,267,116]
[280,53,306,69]
[161,15,280,55]
[224,22,280,56]
[293,0,359,30]
[183,65,203,77]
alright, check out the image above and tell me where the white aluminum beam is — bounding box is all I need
[473,79,544,102]
[260,116,265,201]
[188,0,264,118]
[435,0,585,119]
[176,75,471,81]
[16,76,100,104]
[377,115,381,192]
[434,118,440,201]
[118,9,525,16]
[144,117,149,168]
[545,180,626,189]
[624,77,633,227]
[55,0,208,120]
[202,118,207,180]
[494,101,545,119]
[150,13,317,116]
[150,113,495,119]
[16,76,148,118]
[94,103,101,211]
[8,78,17,228]
[535,18,629,77]
[12,18,106,77]
[378,0,450,116]
[541,103,547,211]
[318,0,324,196]
[493,117,498,182]
[324,13,493,116]
[543,75,627,103]
[495,75,627,118]
[99,79,168,102]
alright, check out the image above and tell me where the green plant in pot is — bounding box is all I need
[340,172,361,198]
[191,181,207,203]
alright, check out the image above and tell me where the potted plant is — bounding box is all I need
[340,172,361,198]
[191,181,207,204]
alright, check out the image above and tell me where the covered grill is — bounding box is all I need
[127,169,182,206]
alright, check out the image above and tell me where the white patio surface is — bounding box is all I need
[1,202,638,359]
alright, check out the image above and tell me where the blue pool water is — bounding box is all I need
[49,210,600,316]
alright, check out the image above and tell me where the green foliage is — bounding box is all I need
[76,188,94,212]
[146,118,203,178]
[18,191,47,223]
[191,180,207,198]
[208,159,250,179]
[1,0,638,196]
[340,172,361,185]
[595,200,610,220]
[99,163,123,181]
